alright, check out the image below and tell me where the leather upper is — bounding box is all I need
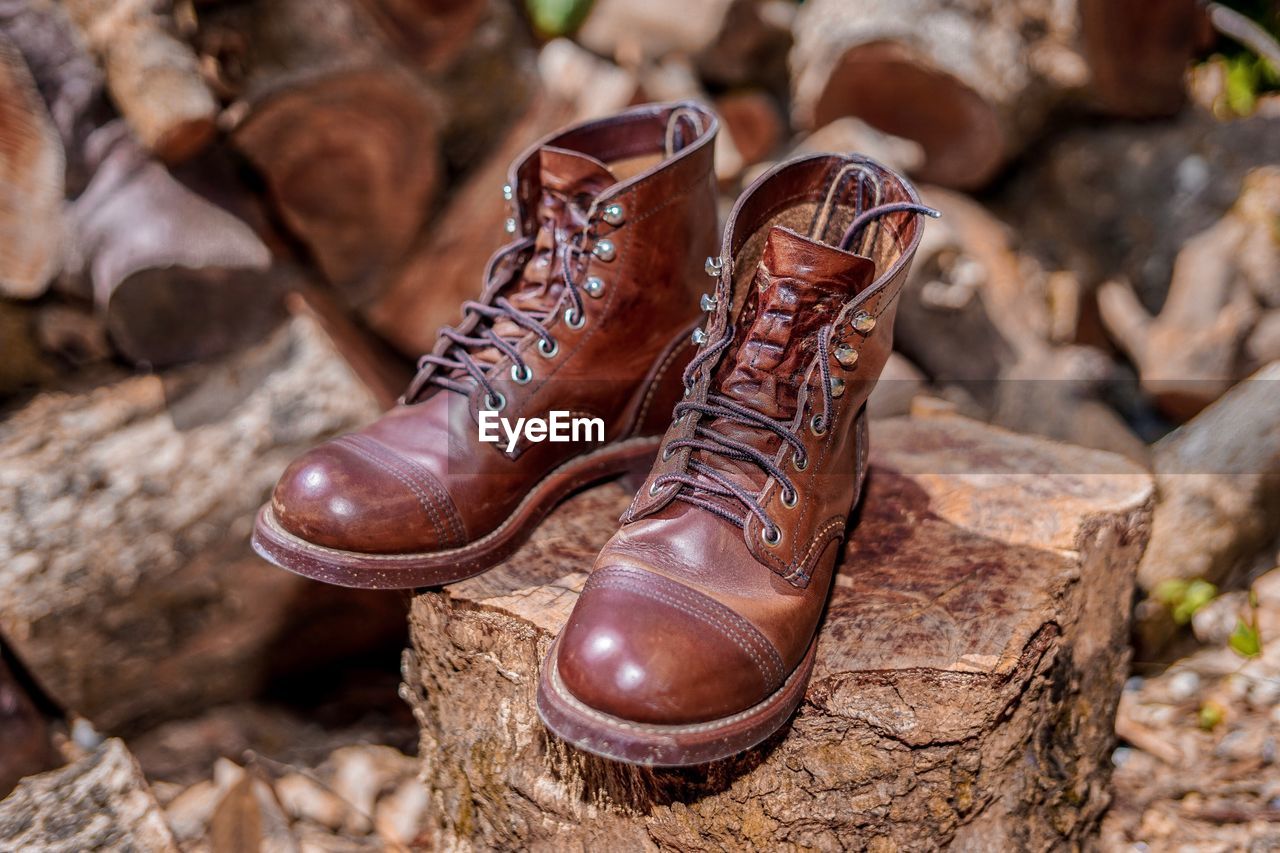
[272,102,720,554]
[556,155,928,725]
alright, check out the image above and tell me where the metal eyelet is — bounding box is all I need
[781,489,798,509]
[511,364,532,384]
[584,276,605,298]
[564,307,586,329]
[502,183,513,201]
[850,311,876,334]
[537,338,559,358]
[792,451,808,471]
[691,327,707,345]
[592,239,616,262]
[504,217,516,234]
[649,481,663,496]
[704,256,723,277]
[483,391,506,412]
[601,203,625,226]
[762,526,782,547]
[700,293,717,312]
[810,415,828,436]
[662,445,675,461]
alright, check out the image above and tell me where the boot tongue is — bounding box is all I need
[474,146,616,368]
[716,226,876,420]
[693,225,875,494]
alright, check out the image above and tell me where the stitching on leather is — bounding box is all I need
[356,434,466,545]
[335,435,451,546]
[630,332,695,436]
[587,570,782,686]
[589,566,784,684]
[625,163,714,225]
[588,567,779,681]
[263,436,661,561]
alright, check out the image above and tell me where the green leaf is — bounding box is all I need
[526,0,594,38]
[1225,54,1260,117]
[1198,700,1225,731]
[1159,578,1218,626]
[1229,618,1262,658]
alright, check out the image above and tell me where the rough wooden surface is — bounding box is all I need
[0,316,406,732]
[0,31,64,299]
[0,739,177,852]
[1135,361,1280,619]
[403,414,1153,850]
[790,0,1086,189]
[62,0,217,162]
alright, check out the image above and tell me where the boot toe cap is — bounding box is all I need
[554,566,782,725]
[271,436,458,554]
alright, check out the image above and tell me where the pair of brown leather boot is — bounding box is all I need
[252,101,934,766]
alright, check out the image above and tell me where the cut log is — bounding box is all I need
[0,739,177,852]
[0,640,56,798]
[209,0,531,303]
[233,68,441,304]
[65,121,285,367]
[403,414,1153,849]
[0,0,107,194]
[899,187,1147,462]
[790,0,1087,189]
[997,110,1280,314]
[1098,167,1279,419]
[365,58,635,357]
[577,0,792,91]
[0,315,406,733]
[0,33,64,299]
[1136,362,1280,601]
[62,0,217,163]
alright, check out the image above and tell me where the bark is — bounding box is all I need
[403,414,1153,850]
[790,0,1087,190]
[0,739,178,852]
[0,32,64,299]
[64,122,284,367]
[62,0,217,163]
[0,316,406,733]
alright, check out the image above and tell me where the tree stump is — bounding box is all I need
[403,413,1153,850]
[0,315,406,733]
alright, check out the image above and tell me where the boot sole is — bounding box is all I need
[250,435,661,589]
[537,635,818,767]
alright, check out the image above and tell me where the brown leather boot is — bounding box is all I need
[537,154,935,765]
[252,102,719,589]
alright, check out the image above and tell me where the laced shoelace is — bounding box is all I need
[403,200,595,407]
[654,201,938,542]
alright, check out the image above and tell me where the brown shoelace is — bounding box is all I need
[657,201,937,541]
[403,192,595,408]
